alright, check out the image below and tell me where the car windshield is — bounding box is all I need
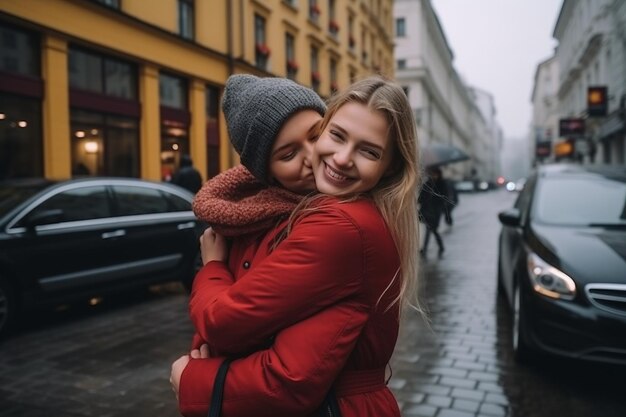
[533,175,626,226]
[0,183,49,218]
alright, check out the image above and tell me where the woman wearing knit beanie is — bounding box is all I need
[173,76,420,417]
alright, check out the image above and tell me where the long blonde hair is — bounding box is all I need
[284,76,421,313]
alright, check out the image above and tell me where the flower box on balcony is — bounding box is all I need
[256,43,271,57]
[330,81,339,92]
[311,71,321,84]
[287,60,299,71]
[310,4,321,17]
[348,35,355,48]
[329,20,340,34]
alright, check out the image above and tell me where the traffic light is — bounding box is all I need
[587,86,607,117]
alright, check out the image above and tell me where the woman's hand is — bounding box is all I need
[170,345,210,401]
[170,355,190,402]
[200,227,228,265]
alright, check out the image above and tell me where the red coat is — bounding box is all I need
[181,197,402,417]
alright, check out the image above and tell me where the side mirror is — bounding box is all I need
[24,209,64,229]
[498,208,521,227]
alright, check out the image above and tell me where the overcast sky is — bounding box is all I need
[430,0,563,140]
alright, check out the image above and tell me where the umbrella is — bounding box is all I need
[420,142,470,168]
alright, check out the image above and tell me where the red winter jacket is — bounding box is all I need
[181,197,402,417]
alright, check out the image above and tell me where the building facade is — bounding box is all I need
[530,55,559,164]
[0,0,393,181]
[393,0,501,183]
[549,0,626,165]
[469,87,503,183]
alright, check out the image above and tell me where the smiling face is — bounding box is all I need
[312,102,395,196]
[268,109,322,194]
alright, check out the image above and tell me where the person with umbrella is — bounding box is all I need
[419,166,449,257]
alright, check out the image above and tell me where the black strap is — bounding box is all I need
[208,358,232,417]
[322,389,342,417]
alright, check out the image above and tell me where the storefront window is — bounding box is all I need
[159,72,189,180]
[0,93,43,179]
[0,23,42,180]
[70,109,139,178]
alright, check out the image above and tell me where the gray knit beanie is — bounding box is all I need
[222,74,326,183]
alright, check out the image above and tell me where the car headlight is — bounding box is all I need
[526,252,576,300]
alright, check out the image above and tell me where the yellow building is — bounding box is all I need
[0,0,394,181]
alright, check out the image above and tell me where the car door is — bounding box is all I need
[6,183,115,300]
[108,183,199,284]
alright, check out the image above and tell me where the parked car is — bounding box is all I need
[497,164,626,364]
[0,177,205,338]
[454,180,476,193]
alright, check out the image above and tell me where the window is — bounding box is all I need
[286,33,297,80]
[309,0,320,23]
[112,185,169,216]
[159,73,187,109]
[397,59,406,69]
[395,17,406,37]
[67,48,139,178]
[69,48,137,100]
[70,110,140,178]
[254,14,269,70]
[348,15,355,49]
[310,46,320,92]
[328,0,338,35]
[330,58,338,93]
[164,192,193,212]
[160,73,190,181]
[0,23,39,77]
[0,93,43,179]
[178,0,194,40]
[205,85,220,179]
[23,186,111,225]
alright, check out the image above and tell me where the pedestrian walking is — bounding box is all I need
[170,76,421,417]
[170,154,203,193]
[444,177,458,226]
[419,166,448,257]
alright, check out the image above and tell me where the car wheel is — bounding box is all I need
[0,277,16,340]
[512,281,532,364]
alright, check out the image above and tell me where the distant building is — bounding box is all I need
[469,87,503,184]
[393,0,502,182]
[542,0,626,165]
[530,55,559,165]
[0,0,393,181]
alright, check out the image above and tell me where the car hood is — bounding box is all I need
[531,224,626,285]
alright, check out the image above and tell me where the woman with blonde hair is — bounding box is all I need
[172,76,421,417]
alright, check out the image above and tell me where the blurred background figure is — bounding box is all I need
[419,166,449,257]
[170,154,202,194]
[443,176,458,226]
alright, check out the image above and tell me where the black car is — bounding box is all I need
[0,177,204,338]
[497,164,626,364]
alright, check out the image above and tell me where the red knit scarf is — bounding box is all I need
[192,165,304,237]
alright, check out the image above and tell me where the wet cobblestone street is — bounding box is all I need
[1,189,625,416]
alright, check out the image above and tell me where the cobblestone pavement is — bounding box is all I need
[1,189,625,417]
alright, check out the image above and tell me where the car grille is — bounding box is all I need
[585,284,626,316]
